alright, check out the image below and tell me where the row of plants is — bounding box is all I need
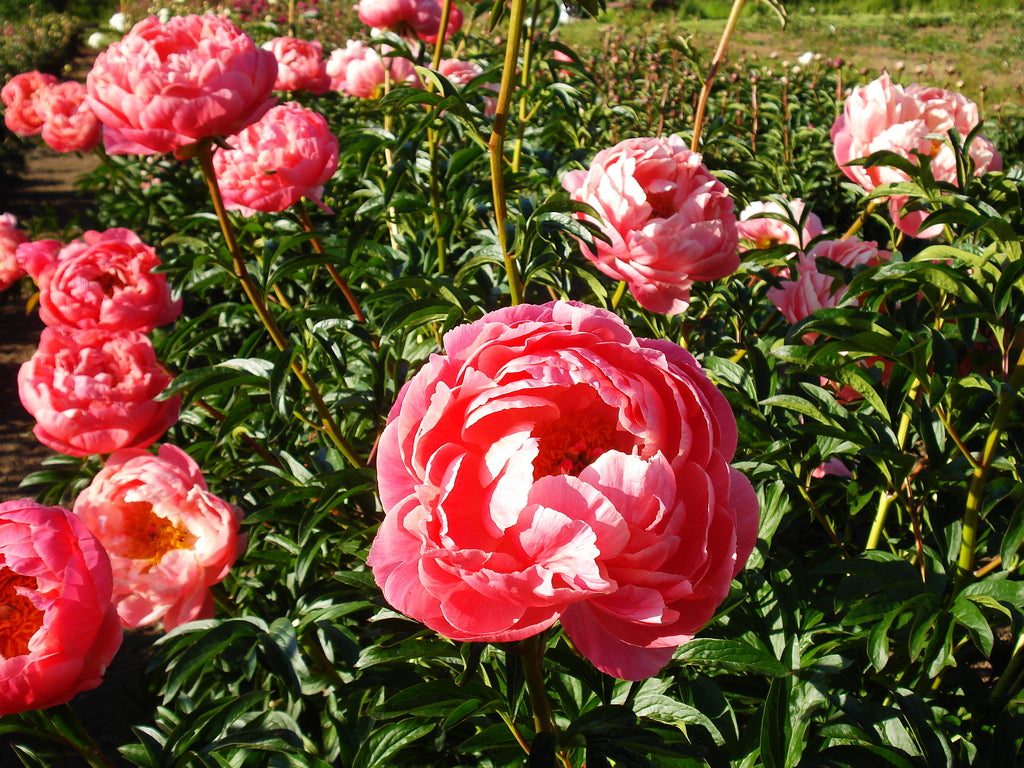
[2,0,1024,765]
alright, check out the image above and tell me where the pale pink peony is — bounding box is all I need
[73,444,245,631]
[35,228,181,333]
[767,253,846,325]
[0,213,28,292]
[18,327,181,457]
[0,499,122,715]
[562,135,740,315]
[807,236,889,271]
[812,457,852,479]
[214,102,338,215]
[326,40,420,97]
[438,58,496,115]
[37,80,101,153]
[1,71,58,136]
[737,198,823,251]
[86,14,278,156]
[264,36,330,94]
[368,301,758,680]
[831,72,1002,238]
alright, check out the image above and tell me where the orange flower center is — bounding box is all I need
[0,567,44,659]
[113,501,194,566]
[532,401,634,479]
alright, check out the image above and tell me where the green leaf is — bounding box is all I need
[675,638,789,677]
[352,720,435,768]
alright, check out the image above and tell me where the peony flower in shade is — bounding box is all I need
[562,135,740,315]
[37,80,101,153]
[72,444,245,631]
[326,40,420,98]
[830,72,1002,238]
[368,301,759,680]
[766,252,849,332]
[806,236,889,271]
[0,499,122,716]
[35,228,181,333]
[0,213,28,292]
[1,70,58,136]
[737,198,824,252]
[263,36,330,94]
[17,327,181,457]
[86,14,278,156]
[213,102,339,215]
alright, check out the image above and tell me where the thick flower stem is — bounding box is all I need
[195,142,363,469]
[690,0,745,151]
[487,0,527,305]
[866,380,919,550]
[955,346,1024,590]
[511,0,542,173]
[429,0,453,70]
[520,634,573,767]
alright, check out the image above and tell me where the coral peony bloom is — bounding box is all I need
[1,71,58,136]
[368,301,758,680]
[264,36,330,94]
[0,213,28,292]
[0,499,122,716]
[86,14,278,156]
[15,239,62,283]
[831,72,1002,238]
[356,0,462,42]
[326,40,420,97]
[437,58,496,115]
[38,80,101,153]
[214,102,338,215]
[562,135,740,315]
[36,228,181,332]
[806,236,889,271]
[18,327,181,457]
[737,198,823,251]
[73,444,245,630]
[766,252,847,330]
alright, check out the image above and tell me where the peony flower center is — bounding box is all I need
[0,567,44,658]
[531,399,634,478]
[646,181,679,219]
[113,501,194,565]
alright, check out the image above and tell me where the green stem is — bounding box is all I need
[690,0,746,152]
[195,141,364,470]
[520,634,555,737]
[294,201,369,325]
[610,280,628,309]
[991,630,1024,703]
[487,0,527,305]
[955,345,1024,589]
[866,380,919,550]
[511,0,542,173]
[45,704,120,768]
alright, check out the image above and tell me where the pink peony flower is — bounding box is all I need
[562,135,740,315]
[0,499,122,715]
[831,72,1002,238]
[438,57,496,115]
[1,71,58,136]
[326,40,420,98]
[812,457,852,479]
[73,444,245,631]
[263,36,330,94]
[214,102,339,215]
[368,301,759,680]
[0,213,28,292]
[18,327,181,457]
[15,239,62,283]
[37,80,101,153]
[356,0,418,30]
[737,198,824,251]
[86,14,278,156]
[410,0,463,44]
[356,0,462,43]
[35,228,181,333]
[766,252,847,331]
[807,236,889,270]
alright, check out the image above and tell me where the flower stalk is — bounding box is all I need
[690,0,746,151]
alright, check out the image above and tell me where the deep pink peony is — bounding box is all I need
[737,198,823,252]
[1,71,58,136]
[264,36,330,94]
[73,444,245,630]
[356,0,462,43]
[38,80,101,153]
[368,301,758,680]
[86,14,278,156]
[36,228,181,332]
[326,41,420,98]
[562,135,740,315]
[0,499,122,715]
[831,72,1002,238]
[214,102,339,215]
[15,238,62,283]
[18,327,181,457]
[0,213,28,292]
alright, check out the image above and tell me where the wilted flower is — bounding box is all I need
[368,301,758,680]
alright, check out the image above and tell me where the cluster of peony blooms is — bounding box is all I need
[1,71,101,153]
[831,72,1002,239]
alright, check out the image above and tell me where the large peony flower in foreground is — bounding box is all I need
[73,444,245,631]
[86,14,278,156]
[0,499,122,716]
[368,301,759,680]
[562,135,740,315]
[831,72,1002,238]
[214,102,338,215]
[18,327,181,457]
